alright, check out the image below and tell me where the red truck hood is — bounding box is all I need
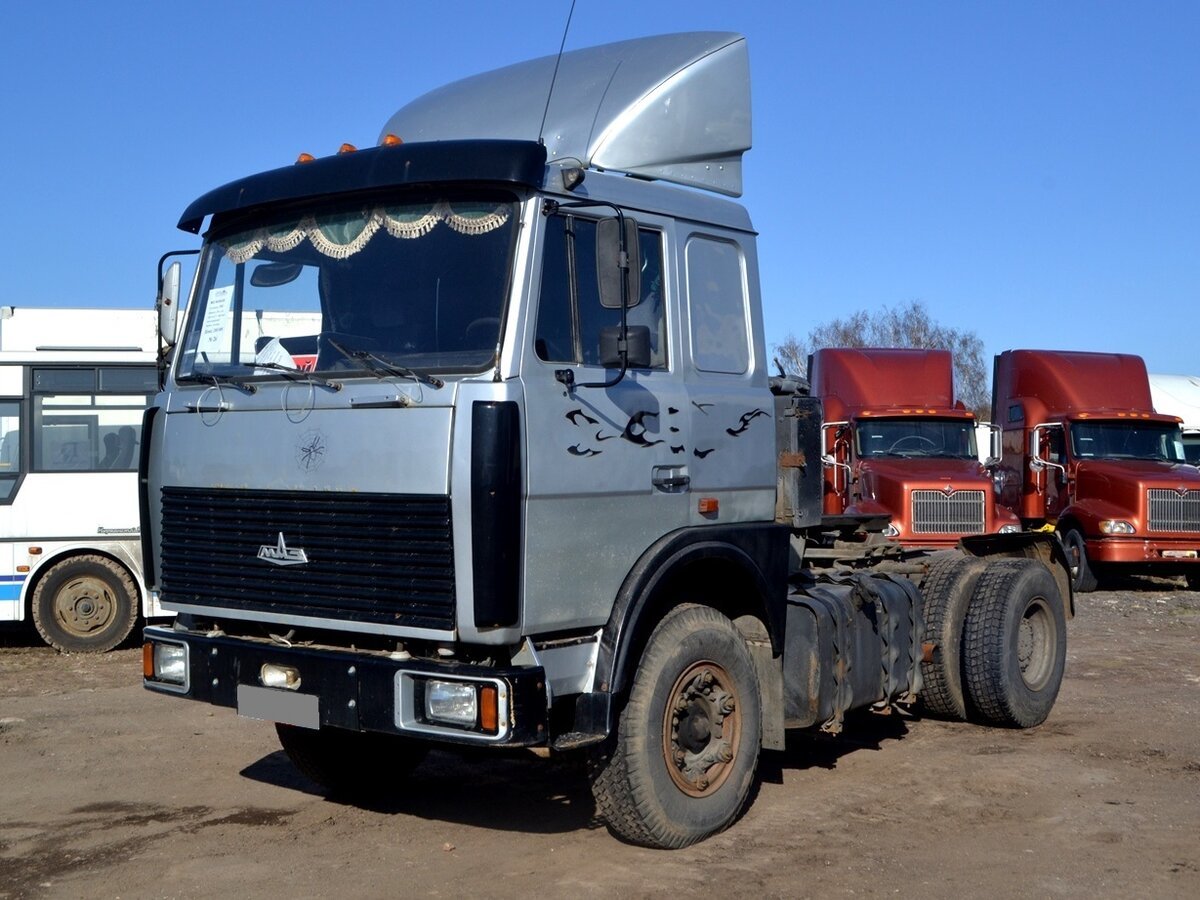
[1075,459,1200,511]
[859,457,990,507]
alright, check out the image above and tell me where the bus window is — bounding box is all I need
[31,367,153,473]
[0,401,20,500]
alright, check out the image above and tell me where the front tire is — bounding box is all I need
[962,558,1067,728]
[1061,528,1098,593]
[589,605,762,849]
[276,724,427,797]
[30,555,139,653]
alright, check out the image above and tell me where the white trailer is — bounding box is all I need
[1150,373,1200,465]
[0,307,161,651]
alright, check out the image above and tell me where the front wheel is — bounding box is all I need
[276,724,427,797]
[589,605,762,849]
[30,555,139,653]
[1060,528,1098,593]
[962,558,1067,728]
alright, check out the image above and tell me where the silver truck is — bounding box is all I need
[142,33,1073,848]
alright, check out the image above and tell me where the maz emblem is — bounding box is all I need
[257,532,309,566]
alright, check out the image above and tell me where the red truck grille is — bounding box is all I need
[911,489,986,535]
[1147,489,1200,533]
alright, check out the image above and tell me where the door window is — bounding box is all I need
[535,216,667,368]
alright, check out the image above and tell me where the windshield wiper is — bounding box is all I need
[325,337,445,388]
[240,361,342,392]
[177,371,257,395]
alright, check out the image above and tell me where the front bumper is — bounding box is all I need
[143,626,548,747]
[1086,537,1200,566]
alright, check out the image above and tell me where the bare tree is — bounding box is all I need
[771,333,807,378]
[774,301,990,417]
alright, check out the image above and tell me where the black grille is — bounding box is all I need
[160,487,455,630]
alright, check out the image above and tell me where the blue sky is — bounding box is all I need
[1,1,1196,376]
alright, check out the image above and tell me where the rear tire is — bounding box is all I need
[276,724,427,797]
[30,555,139,653]
[589,605,761,849]
[1185,572,1200,591]
[962,558,1067,728]
[1060,528,1098,593]
[918,554,988,720]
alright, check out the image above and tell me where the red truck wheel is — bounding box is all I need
[589,605,761,849]
[962,558,1067,728]
[1060,528,1099,593]
[918,554,988,720]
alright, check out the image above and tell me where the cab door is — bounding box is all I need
[520,211,690,633]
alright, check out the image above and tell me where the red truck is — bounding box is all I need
[993,349,1200,591]
[810,348,1020,547]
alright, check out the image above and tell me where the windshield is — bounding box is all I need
[856,417,978,459]
[1070,420,1186,462]
[176,195,517,381]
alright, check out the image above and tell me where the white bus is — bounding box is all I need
[0,309,162,651]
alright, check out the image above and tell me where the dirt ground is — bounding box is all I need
[2,580,1198,900]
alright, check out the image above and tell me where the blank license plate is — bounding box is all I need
[237,684,320,729]
[1162,550,1198,559]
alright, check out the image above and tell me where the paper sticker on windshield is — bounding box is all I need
[197,285,234,359]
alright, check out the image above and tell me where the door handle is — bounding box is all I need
[652,465,690,491]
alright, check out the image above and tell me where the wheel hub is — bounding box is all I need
[56,577,115,636]
[663,662,740,797]
[1017,598,1054,690]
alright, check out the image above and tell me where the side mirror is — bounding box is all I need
[596,216,641,310]
[984,423,1002,467]
[599,325,651,369]
[158,261,181,348]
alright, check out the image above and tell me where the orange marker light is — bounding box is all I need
[295,152,315,164]
[16,565,29,573]
[698,497,719,515]
[28,546,41,555]
[338,143,357,154]
[143,643,155,678]
[479,685,499,733]
[380,133,403,146]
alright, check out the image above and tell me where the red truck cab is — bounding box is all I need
[993,349,1200,591]
[810,348,1020,547]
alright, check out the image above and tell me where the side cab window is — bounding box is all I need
[535,215,667,368]
[685,235,749,374]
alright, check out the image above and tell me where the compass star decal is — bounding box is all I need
[296,429,327,472]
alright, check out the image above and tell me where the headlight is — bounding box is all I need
[426,680,480,727]
[999,524,1020,534]
[882,523,900,538]
[146,642,187,685]
[1099,520,1135,535]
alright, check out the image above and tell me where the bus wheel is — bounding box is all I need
[962,558,1067,728]
[30,555,139,653]
[589,605,761,849]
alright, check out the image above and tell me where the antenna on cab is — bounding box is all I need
[537,0,578,145]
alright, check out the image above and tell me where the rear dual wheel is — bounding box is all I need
[918,554,988,720]
[962,558,1067,728]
